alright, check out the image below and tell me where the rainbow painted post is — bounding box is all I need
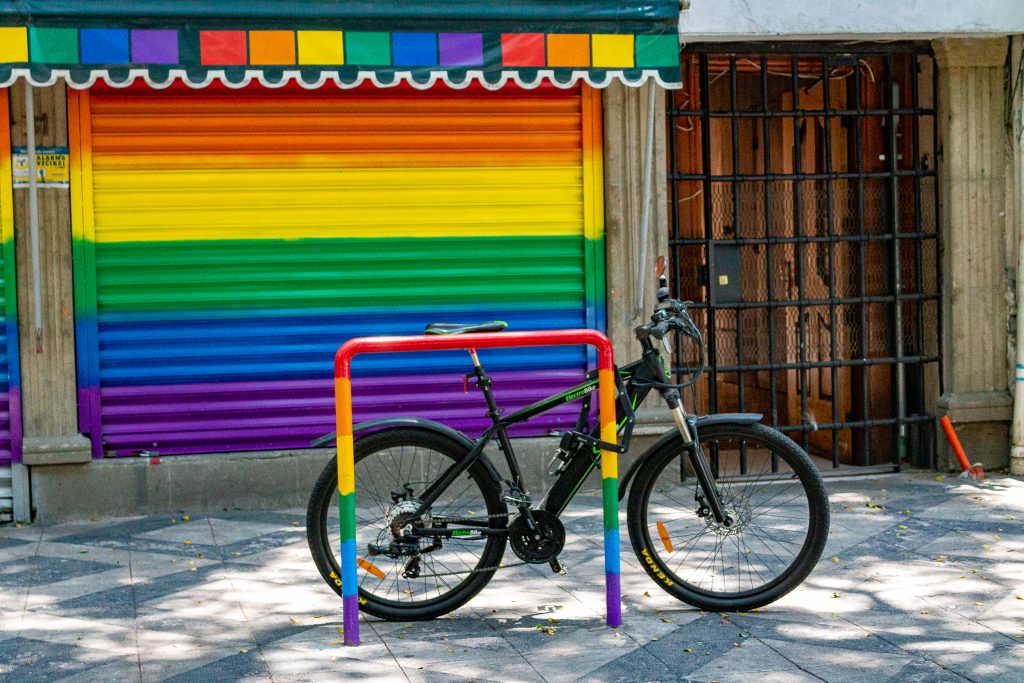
[334,329,620,646]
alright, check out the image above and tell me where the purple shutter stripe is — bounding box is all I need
[97,370,587,456]
[438,33,483,66]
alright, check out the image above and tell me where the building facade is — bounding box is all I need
[1,1,1023,522]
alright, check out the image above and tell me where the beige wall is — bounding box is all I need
[933,37,1015,470]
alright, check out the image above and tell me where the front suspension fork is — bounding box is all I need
[670,404,731,526]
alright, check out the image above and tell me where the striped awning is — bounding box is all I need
[0,1,682,90]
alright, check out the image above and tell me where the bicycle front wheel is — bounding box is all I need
[306,428,507,621]
[627,422,829,612]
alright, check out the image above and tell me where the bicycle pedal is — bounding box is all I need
[549,558,567,575]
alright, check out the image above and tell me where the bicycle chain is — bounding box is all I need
[399,512,530,579]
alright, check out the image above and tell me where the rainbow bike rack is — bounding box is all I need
[333,329,620,646]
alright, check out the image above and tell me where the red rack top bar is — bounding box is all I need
[334,329,613,379]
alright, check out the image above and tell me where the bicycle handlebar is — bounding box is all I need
[633,258,706,390]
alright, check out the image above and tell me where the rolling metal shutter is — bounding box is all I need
[0,87,21,520]
[70,82,605,456]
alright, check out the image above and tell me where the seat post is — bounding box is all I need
[467,349,528,493]
[467,349,501,421]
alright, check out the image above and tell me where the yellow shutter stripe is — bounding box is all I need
[91,151,583,172]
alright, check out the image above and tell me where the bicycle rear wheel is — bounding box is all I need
[306,428,507,621]
[627,422,829,612]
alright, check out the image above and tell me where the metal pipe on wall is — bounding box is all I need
[23,82,43,342]
[634,82,658,319]
[1010,36,1024,476]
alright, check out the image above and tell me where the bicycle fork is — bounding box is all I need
[669,403,732,527]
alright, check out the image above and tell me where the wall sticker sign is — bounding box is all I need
[12,146,70,188]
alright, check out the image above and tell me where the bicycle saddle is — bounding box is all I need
[424,321,508,335]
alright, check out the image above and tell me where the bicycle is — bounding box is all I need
[307,258,830,621]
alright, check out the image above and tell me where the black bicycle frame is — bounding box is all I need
[410,343,670,527]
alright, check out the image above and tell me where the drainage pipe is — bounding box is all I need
[23,82,42,341]
[634,82,658,320]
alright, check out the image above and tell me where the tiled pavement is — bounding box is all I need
[1,471,1023,682]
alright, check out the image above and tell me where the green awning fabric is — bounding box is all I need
[0,1,682,90]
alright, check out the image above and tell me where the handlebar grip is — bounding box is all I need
[649,319,671,340]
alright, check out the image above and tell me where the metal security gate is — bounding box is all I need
[668,43,941,470]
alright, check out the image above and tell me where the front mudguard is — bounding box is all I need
[310,417,504,488]
[617,413,763,500]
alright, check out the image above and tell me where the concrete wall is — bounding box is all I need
[683,0,1024,41]
[933,38,1015,471]
[1011,36,1024,476]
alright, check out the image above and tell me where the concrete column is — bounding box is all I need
[602,82,670,362]
[9,84,90,475]
[933,37,1013,471]
[1011,36,1024,476]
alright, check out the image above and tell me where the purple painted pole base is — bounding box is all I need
[343,595,360,645]
[605,572,622,628]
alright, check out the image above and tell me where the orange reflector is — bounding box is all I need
[357,557,385,579]
[656,521,673,553]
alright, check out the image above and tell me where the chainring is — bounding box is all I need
[508,510,566,564]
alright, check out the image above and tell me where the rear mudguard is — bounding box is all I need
[310,417,503,488]
[617,413,763,500]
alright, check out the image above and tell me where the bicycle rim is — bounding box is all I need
[635,424,827,600]
[318,435,505,611]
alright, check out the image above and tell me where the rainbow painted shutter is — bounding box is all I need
[0,88,22,476]
[69,84,605,456]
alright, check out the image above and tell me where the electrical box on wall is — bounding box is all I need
[709,243,742,305]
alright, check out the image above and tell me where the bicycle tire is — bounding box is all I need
[627,421,829,612]
[306,428,507,621]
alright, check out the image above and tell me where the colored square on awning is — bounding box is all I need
[635,34,678,67]
[501,34,545,67]
[297,31,343,65]
[592,35,634,68]
[200,31,247,65]
[250,31,296,65]
[547,34,590,67]
[81,29,129,64]
[345,32,389,65]
[0,27,28,62]
[439,33,482,66]
[29,28,77,63]
[131,30,178,64]
[393,33,437,67]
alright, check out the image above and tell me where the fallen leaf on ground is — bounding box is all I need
[830,556,841,563]
[684,648,693,653]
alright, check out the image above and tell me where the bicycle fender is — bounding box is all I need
[617,413,763,500]
[311,418,504,487]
